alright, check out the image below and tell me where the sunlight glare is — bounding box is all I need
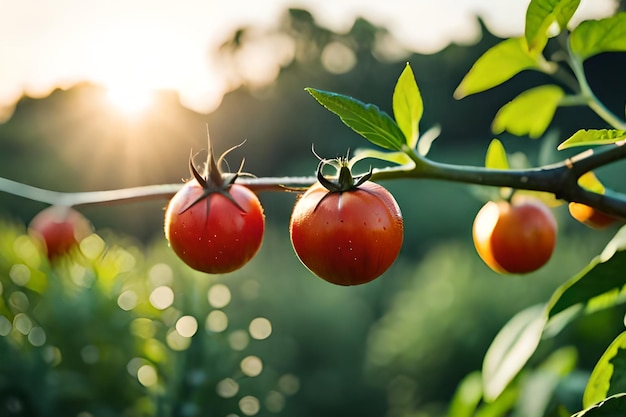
[105,85,154,116]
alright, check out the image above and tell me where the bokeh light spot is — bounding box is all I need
[13,313,33,335]
[265,391,286,413]
[176,315,198,338]
[9,264,30,286]
[137,364,158,387]
[42,345,62,366]
[228,330,249,351]
[28,326,46,347]
[249,317,272,340]
[69,264,93,288]
[205,310,228,333]
[166,329,192,351]
[127,357,147,376]
[13,235,41,266]
[321,41,357,74]
[239,395,260,416]
[216,377,239,398]
[240,355,263,377]
[149,263,174,287]
[278,374,300,395]
[9,291,29,312]
[79,234,106,260]
[150,286,174,310]
[117,290,138,311]
[0,315,12,336]
[207,284,231,308]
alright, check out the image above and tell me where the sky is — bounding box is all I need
[0,0,617,120]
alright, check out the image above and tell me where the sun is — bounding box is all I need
[105,85,154,116]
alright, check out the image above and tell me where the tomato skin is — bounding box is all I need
[568,202,618,229]
[289,181,403,286]
[164,180,265,274]
[29,206,93,260]
[472,200,557,274]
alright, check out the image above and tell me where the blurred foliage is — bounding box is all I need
[2,5,626,417]
[1,217,623,416]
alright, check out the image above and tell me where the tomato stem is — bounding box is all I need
[317,158,374,192]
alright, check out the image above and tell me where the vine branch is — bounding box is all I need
[1,138,625,219]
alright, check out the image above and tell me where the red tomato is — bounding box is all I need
[289,181,403,286]
[29,206,93,260]
[472,199,557,274]
[164,179,265,274]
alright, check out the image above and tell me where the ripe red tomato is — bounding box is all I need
[29,206,93,260]
[568,202,619,229]
[289,181,403,286]
[472,199,557,274]
[164,179,265,274]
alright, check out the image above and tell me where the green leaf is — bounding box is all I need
[572,393,626,417]
[393,63,423,148]
[482,304,548,401]
[547,226,626,319]
[584,332,626,408]
[306,88,405,151]
[578,171,606,195]
[570,13,626,61]
[416,124,441,156]
[492,85,564,138]
[475,385,519,417]
[454,38,544,99]
[485,139,510,170]
[525,0,581,52]
[557,129,626,150]
[448,371,483,417]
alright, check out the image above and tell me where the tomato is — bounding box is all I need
[289,181,403,286]
[568,202,619,229]
[164,179,265,274]
[28,206,93,260]
[472,199,557,274]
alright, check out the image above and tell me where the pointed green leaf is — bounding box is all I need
[485,139,510,170]
[351,148,413,166]
[393,63,423,148]
[306,88,405,151]
[482,304,548,401]
[492,85,564,138]
[572,393,626,417]
[547,226,626,319]
[584,332,626,408]
[454,38,544,99]
[570,13,626,61]
[557,129,626,150]
[525,0,581,52]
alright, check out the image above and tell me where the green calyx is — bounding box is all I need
[179,141,246,214]
[317,158,372,193]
